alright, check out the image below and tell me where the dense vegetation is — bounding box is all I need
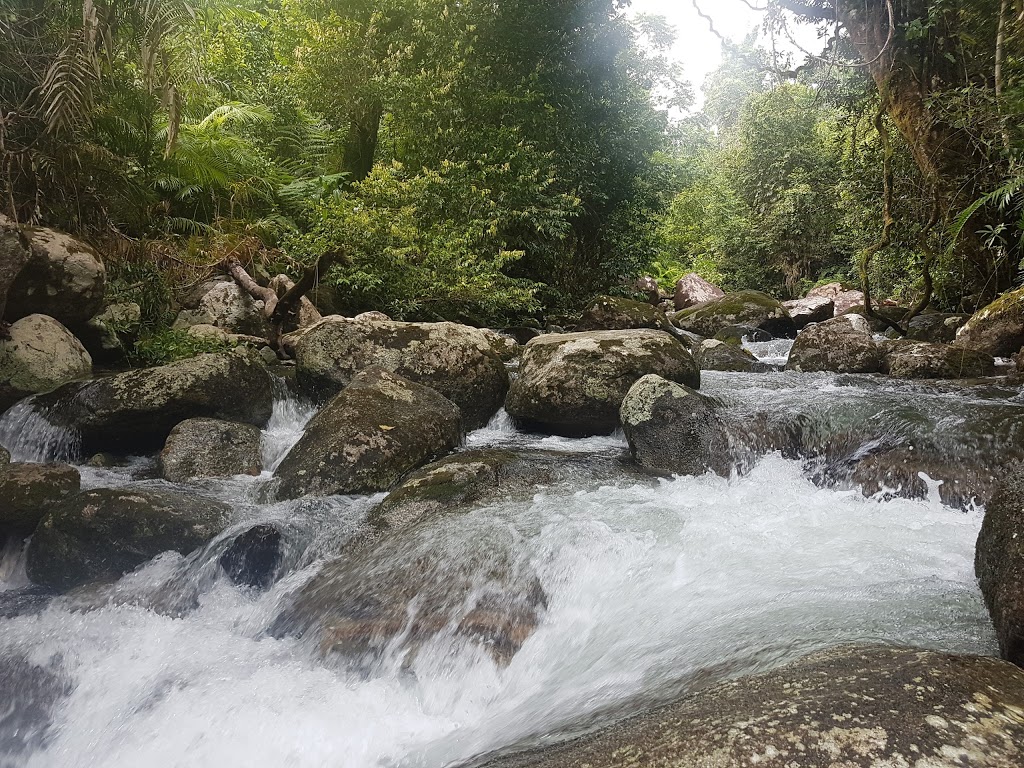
[1,0,1022,332]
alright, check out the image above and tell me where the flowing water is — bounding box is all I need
[0,353,1015,768]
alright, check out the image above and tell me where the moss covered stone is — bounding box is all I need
[695,339,765,372]
[575,295,671,332]
[977,467,1024,666]
[0,314,92,412]
[955,285,1024,357]
[159,418,263,482]
[882,339,995,379]
[0,463,80,534]
[673,290,796,338]
[786,315,882,374]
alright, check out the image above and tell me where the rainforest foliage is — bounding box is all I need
[1,0,1022,325]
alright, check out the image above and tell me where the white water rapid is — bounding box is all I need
[0,363,1007,768]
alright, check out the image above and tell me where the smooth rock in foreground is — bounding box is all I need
[476,645,1024,768]
[786,315,881,374]
[505,330,700,437]
[0,314,92,411]
[977,467,1024,666]
[159,417,263,482]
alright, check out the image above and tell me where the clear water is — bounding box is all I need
[0,372,1009,768]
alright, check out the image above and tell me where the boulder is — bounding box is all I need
[26,487,230,591]
[636,275,661,305]
[955,285,1024,357]
[505,330,700,437]
[172,281,268,337]
[3,226,105,329]
[882,340,995,379]
[500,326,541,345]
[842,304,911,333]
[477,645,1024,768]
[219,524,284,590]
[0,463,80,534]
[694,339,764,372]
[0,314,92,411]
[292,317,508,429]
[782,295,834,329]
[620,374,729,477]
[806,282,865,315]
[714,325,772,344]
[274,367,462,500]
[907,312,970,344]
[786,315,882,374]
[977,468,1024,666]
[159,418,263,482]
[674,290,796,339]
[478,329,520,362]
[0,446,9,476]
[575,296,670,333]
[35,348,273,455]
[673,272,725,310]
[77,302,142,363]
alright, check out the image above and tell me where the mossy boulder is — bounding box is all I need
[478,329,521,362]
[882,339,995,379]
[786,315,882,374]
[274,367,462,500]
[293,316,508,429]
[0,463,80,534]
[159,418,263,482]
[955,285,1024,357]
[694,339,764,372]
[977,467,1024,666]
[26,487,231,591]
[673,290,796,339]
[77,302,142,363]
[575,295,671,332]
[478,645,1024,768]
[505,329,700,437]
[35,347,273,455]
[0,314,92,412]
[907,312,970,344]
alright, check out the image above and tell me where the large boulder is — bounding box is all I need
[786,315,882,374]
[782,295,834,329]
[26,487,231,591]
[77,302,142,363]
[907,312,970,344]
[3,226,105,328]
[882,339,995,379]
[694,339,764,372]
[478,645,1024,768]
[575,296,671,333]
[0,463,80,534]
[173,281,268,337]
[806,282,865,315]
[275,367,462,500]
[159,418,263,482]
[292,317,508,429]
[843,304,911,333]
[620,374,729,477]
[673,272,725,310]
[674,290,796,339]
[478,329,520,362]
[977,468,1024,666]
[505,330,700,437]
[0,314,92,411]
[35,348,273,455]
[955,285,1024,357]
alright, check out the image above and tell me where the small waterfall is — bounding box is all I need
[0,400,80,464]
[0,537,30,590]
[261,378,317,472]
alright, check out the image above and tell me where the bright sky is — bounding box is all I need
[626,0,825,109]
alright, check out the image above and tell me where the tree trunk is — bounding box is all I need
[342,101,383,183]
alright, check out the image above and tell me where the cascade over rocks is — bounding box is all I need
[0,314,92,411]
[26,487,231,591]
[782,295,834,329]
[955,285,1024,357]
[0,463,80,535]
[476,645,1024,768]
[786,315,882,374]
[673,290,796,339]
[274,366,462,500]
[292,316,508,429]
[673,272,724,310]
[574,295,671,333]
[35,347,273,455]
[907,312,970,344]
[882,340,995,379]
[976,467,1024,666]
[620,374,729,477]
[694,338,764,372]
[505,329,700,437]
[159,418,263,482]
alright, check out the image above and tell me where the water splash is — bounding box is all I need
[261,379,317,472]
[0,400,80,464]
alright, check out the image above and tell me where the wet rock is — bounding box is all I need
[292,316,508,429]
[620,374,729,477]
[0,654,72,759]
[0,314,92,411]
[26,487,231,591]
[477,645,1024,768]
[882,339,995,379]
[505,330,700,437]
[172,281,268,337]
[694,339,764,372]
[77,302,142,363]
[977,467,1024,666]
[4,226,105,329]
[0,463,80,534]
[955,285,1024,357]
[782,295,834,329]
[500,326,541,345]
[674,290,796,339]
[0,446,9,475]
[786,315,882,374]
[35,347,273,455]
[478,329,520,362]
[806,282,864,315]
[673,272,725,310]
[159,417,263,482]
[275,367,462,500]
[714,325,772,344]
[907,312,970,344]
[575,295,671,333]
[219,524,283,589]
